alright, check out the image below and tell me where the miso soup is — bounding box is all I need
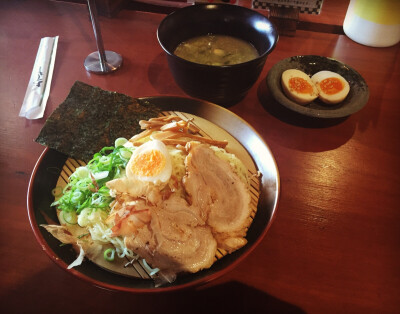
[174,34,259,66]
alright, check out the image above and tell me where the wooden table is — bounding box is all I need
[1,1,399,313]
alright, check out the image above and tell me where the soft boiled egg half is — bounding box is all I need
[126,139,172,185]
[311,71,350,105]
[281,69,319,105]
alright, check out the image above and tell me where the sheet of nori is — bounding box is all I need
[35,81,161,161]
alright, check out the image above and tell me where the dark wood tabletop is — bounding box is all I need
[1,0,399,313]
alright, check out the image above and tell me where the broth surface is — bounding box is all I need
[174,34,259,66]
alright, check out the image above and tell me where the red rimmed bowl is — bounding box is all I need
[27,96,280,292]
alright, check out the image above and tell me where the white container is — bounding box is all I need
[343,0,400,47]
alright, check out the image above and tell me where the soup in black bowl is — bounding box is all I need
[157,3,278,106]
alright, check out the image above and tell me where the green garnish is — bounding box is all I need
[52,144,131,214]
[77,233,90,239]
[62,210,78,225]
[104,248,115,261]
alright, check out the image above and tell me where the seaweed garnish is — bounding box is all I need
[35,81,161,161]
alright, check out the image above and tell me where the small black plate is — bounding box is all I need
[266,55,369,118]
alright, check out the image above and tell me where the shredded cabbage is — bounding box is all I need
[67,245,85,269]
[88,220,137,259]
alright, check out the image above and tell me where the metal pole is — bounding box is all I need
[84,0,123,74]
[87,0,108,71]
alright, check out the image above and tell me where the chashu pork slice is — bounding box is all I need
[183,143,252,253]
[125,195,217,274]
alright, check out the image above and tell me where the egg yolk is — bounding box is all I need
[289,77,314,94]
[130,150,166,177]
[319,77,343,95]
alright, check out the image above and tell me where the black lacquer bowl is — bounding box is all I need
[157,4,278,106]
[27,97,280,293]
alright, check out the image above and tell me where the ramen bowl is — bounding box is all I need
[157,3,278,106]
[27,96,280,293]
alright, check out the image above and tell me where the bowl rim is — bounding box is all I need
[156,3,279,69]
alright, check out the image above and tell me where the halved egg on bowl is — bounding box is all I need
[281,69,319,105]
[311,70,350,105]
[106,139,173,201]
[126,139,172,185]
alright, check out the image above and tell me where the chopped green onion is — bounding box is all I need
[53,145,130,214]
[92,170,109,181]
[62,210,78,225]
[115,137,128,147]
[99,156,111,165]
[74,167,89,179]
[120,148,132,160]
[71,190,84,203]
[77,233,90,239]
[104,248,115,261]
